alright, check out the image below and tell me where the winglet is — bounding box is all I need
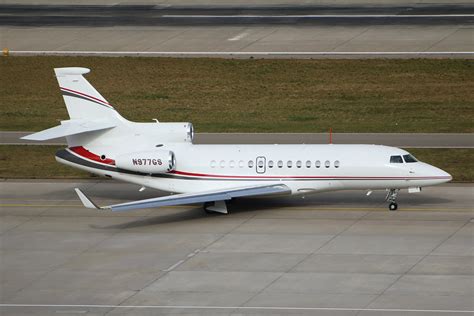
[75,188,101,209]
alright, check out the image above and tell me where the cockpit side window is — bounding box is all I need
[390,155,403,163]
[403,154,418,163]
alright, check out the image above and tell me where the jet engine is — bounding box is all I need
[115,150,176,174]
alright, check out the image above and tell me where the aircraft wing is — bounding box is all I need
[75,184,291,212]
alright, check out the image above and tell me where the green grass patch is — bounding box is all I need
[1,145,471,182]
[0,145,92,179]
[1,57,473,132]
[408,148,473,183]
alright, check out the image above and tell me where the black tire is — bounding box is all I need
[389,202,398,211]
[203,202,214,214]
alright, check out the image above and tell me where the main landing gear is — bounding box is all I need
[385,189,399,211]
[203,201,228,214]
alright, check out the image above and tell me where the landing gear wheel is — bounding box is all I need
[203,201,228,214]
[203,202,213,214]
[385,189,400,211]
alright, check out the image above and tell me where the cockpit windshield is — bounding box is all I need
[390,155,403,163]
[390,154,419,163]
[403,154,418,163]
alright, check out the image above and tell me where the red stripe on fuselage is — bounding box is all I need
[61,154,449,181]
[69,146,115,165]
[60,87,113,108]
[170,170,449,180]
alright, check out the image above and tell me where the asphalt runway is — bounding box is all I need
[0,180,473,315]
[2,131,474,148]
[1,3,473,57]
[2,4,474,27]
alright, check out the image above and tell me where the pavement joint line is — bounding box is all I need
[0,204,84,207]
[365,217,473,311]
[331,25,370,52]
[0,203,191,208]
[424,26,460,52]
[424,218,472,257]
[1,304,473,313]
[0,214,33,236]
[238,27,278,52]
[151,26,188,47]
[240,207,370,309]
[359,215,474,313]
[8,50,474,56]
[162,14,474,18]
[1,204,473,212]
[107,212,259,313]
[37,181,99,216]
[16,199,146,301]
[4,222,120,300]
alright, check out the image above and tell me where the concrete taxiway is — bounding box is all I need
[0,180,472,315]
[1,3,473,58]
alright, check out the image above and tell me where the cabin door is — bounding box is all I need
[256,156,266,174]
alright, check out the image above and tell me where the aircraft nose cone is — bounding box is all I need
[433,166,452,183]
[442,170,452,182]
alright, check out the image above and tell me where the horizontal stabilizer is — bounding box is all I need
[55,67,90,76]
[21,119,116,141]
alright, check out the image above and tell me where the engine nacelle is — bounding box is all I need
[115,150,176,174]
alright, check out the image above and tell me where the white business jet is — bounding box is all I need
[23,67,452,213]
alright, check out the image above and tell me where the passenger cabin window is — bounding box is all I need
[277,160,283,168]
[325,160,330,168]
[306,160,311,168]
[403,154,418,163]
[287,160,293,168]
[334,160,340,168]
[239,160,244,168]
[296,160,302,168]
[210,160,216,168]
[268,160,274,168]
[390,155,403,163]
[248,160,254,168]
[315,160,321,168]
[220,160,225,168]
[229,160,235,168]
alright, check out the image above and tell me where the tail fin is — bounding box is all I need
[55,67,119,120]
[21,68,122,142]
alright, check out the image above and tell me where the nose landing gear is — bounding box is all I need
[385,189,399,211]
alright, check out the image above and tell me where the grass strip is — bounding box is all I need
[0,145,92,179]
[1,57,473,132]
[1,145,471,182]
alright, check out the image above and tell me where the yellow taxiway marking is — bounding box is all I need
[0,199,76,201]
[0,204,191,209]
[0,204,472,212]
[269,206,473,212]
[0,204,83,207]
